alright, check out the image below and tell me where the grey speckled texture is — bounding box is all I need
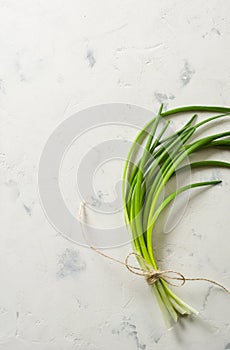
[86,49,96,68]
[180,60,195,86]
[1,0,230,349]
[57,248,86,279]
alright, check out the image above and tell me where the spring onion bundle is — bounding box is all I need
[122,105,230,323]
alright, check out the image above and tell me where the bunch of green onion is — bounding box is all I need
[122,105,230,323]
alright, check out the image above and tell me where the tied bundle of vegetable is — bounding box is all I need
[122,105,230,324]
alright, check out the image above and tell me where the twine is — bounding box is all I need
[78,203,230,293]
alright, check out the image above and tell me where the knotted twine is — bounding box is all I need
[79,203,229,293]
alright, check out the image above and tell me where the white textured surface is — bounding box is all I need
[1,1,230,349]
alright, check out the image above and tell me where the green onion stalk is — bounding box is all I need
[122,105,230,324]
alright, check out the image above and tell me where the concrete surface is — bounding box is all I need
[0,1,230,349]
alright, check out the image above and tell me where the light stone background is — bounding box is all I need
[1,1,230,349]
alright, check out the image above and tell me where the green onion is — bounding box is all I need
[122,105,230,324]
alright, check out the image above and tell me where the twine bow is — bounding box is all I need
[78,202,230,293]
[124,252,186,287]
[124,252,229,292]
